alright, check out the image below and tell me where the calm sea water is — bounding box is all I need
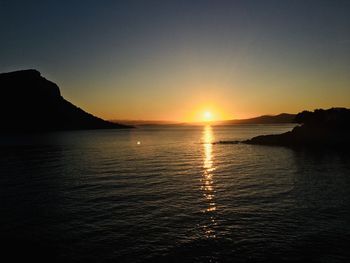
[1,125,350,262]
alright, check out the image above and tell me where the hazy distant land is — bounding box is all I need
[214,113,296,125]
[112,113,296,126]
[110,120,186,126]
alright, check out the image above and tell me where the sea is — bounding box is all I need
[1,124,350,262]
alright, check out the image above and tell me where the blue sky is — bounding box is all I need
[1,0,349,120]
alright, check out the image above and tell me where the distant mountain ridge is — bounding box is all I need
[111,113,296,126]
[216,113,296,125]
[110,120,184,126]
[0,69,131,132]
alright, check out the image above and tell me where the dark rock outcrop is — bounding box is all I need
[0,69,131,132]
[244,108,350,147]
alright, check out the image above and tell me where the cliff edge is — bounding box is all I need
[0,69,131,132]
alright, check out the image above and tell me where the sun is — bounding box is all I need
[203,111,213,122]
[187,106,224,123]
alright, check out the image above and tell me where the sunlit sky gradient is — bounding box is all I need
[1,0,350,121]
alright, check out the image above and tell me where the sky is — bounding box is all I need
[1,0,350,121]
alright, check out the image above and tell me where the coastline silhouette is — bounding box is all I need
[244,108,350,148]
[0,69,132,132]
[214,108,350,148]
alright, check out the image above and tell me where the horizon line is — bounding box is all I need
[109,112,297,124]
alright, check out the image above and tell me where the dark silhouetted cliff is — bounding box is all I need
[244,108,350,147]
[0,69,131,132]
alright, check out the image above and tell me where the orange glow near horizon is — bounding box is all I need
[92,105,281,123]
[90,94,307,123]
[182,104,233,123]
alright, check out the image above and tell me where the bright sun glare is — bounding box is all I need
[203,111,213,122]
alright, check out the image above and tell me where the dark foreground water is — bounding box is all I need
[1,125,350,262]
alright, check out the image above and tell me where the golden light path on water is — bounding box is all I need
[201,125,217,238]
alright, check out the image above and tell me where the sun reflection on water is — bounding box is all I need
[201,125,217,238]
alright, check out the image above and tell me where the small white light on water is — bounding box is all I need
[137,141,141,145]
